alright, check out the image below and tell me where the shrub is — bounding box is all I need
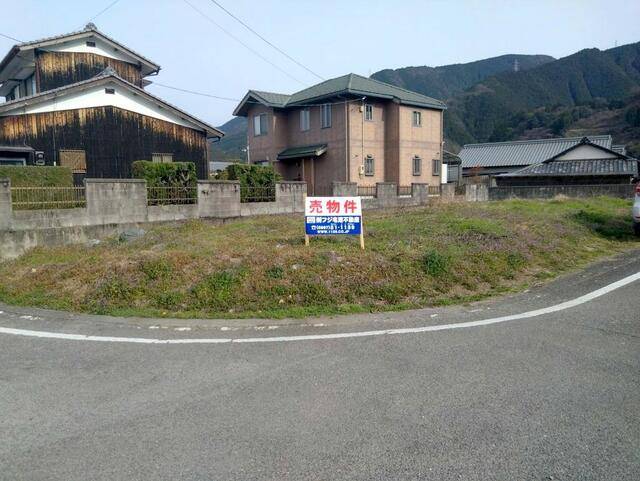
[421,249,450,277]
[0,166,73,187]
[224,163,281,188]
[131,161,197,187]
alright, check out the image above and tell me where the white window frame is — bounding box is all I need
[432,158,440,176]
[413,111,422,127]
[152,153,173,163]
[364,104,373,121]
[413,156,422,176]
[300,109,310,131]
[364,155,374,176]
[253,113,267,136]
[321,103,332,128]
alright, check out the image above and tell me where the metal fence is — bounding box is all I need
[357,185,377,197]
[10,186,86,210]
[240,185,276,203]
[397,185,412,196]
[428,185,442,196]
[147,186,197,206]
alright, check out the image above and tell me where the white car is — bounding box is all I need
[634,182,640,236]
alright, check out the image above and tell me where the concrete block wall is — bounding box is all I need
[240,182,307,217]
[330,182,432,209]
[0,179,11,230]
[331,182,357,197]
[411,183,430,204]
[440,183,455,200]
[488,184,635,201]
[465,184,489,202]
[275,182,306,213]
[86,179,148,224]
[198,180,241,218]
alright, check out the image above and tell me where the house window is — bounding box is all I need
[25,74,35,96]
[253,113,267,136]
[300,109,310,131]
[105,88,115,94]
[152,153,173,163]
[364,155,374,176]
[86,41,96,47]
[364,104,373,121]
[432,158,440,176]
[321,103,332,128]
[413,156,422,176]
[59,150,87,173]
[11,84,20,100]
[412,111,421,127]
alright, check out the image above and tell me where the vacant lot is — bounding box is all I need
[0,197,637,319]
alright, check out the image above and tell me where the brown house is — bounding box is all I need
[233,74,446,195]
[0,23,223,179]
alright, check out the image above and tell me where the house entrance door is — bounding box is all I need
[302,158,315,196]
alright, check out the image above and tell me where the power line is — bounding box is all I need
[152,82,242,102]
[152,81,365,108]
[0,32,22,43]
[207,0,324,81]
[182,0,306,87]
[85,0,123,26]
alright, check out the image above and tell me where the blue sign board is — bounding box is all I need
[304,197,363,236]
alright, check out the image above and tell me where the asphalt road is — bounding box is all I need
[1,252,639,480]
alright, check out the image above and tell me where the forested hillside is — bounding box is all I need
[211,42,640,161]
[371,54,554,100]
[442,42,640,149]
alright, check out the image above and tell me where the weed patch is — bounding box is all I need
[0,197,636,318]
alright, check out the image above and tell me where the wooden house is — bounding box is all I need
[0,23,223,180]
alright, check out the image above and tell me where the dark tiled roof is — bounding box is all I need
[277,144,327,160]
[234,73,446,116]
[500,158,638,177]
[250,90,291,107]
[459,135,613,168]
[287,74,446,109]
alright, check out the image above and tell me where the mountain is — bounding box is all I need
[371,54,555,100]
[442,42,640,148]
[209,116,248,162]
[211,42,640,161]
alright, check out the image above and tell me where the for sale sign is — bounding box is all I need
[304,197,362,235]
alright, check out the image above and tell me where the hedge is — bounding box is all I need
[0,166,74,187]
[131,161,197,187]
[223,163,281,187]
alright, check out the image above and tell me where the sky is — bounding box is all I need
[1,0,639,127]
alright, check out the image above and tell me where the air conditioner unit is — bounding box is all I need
[358,165,365,175]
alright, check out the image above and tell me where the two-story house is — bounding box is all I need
[234,73,446,195]
[0,23,223,179]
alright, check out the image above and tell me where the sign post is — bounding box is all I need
[304,196,364,249]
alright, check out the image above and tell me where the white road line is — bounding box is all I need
[1,271,639,345]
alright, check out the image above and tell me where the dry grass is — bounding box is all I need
[0,197,637,319]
